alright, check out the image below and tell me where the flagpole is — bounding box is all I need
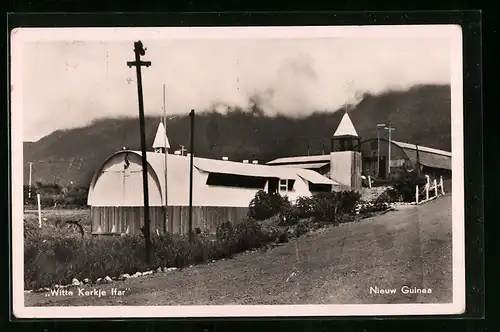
[163,83,169,233]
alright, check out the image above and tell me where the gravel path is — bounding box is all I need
[25,195,453,306]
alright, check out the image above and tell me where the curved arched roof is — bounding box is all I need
[88,150,339,207]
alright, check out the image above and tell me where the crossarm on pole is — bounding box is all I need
[127,61,152,68]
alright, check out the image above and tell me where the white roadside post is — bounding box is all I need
[37,193,42,228]
[415,185,419,204]
[425,175,430,201]
[368,175,372,189]
[434,179,438,198]
[440,176,445,194]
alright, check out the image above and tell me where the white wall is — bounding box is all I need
[329,151,362,190]
[89,153,163,206]
[278,176,311,203]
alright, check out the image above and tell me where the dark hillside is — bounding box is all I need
[23,84,451,186]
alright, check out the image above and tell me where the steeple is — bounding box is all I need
[152,121,170,153]
[331,111,360,152]
[333,112,358,138]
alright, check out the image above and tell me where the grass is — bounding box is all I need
[21,185,434,294]
[24,195,453,306]
[23,215,276,290]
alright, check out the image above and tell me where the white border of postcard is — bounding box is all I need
[11,25,465,318]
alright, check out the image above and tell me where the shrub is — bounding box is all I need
[390,171,427,202]
[295,219,313,237]
[278,204,301,226]
[308,192,338,224]
[248,190,288,221]
[24,183,89,208]
[233,218,269,250]
[336,190,362,214]
[294,196,316,218]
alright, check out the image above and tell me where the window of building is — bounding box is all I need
[206,173,267,189]
[309,183,332,193]
[278,179,295,193]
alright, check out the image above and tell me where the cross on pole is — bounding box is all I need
[179,145,187,156]
[127,40,152,264]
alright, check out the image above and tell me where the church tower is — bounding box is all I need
[331,112,361,152]
[152,122,170,153]
[329,112,362,191]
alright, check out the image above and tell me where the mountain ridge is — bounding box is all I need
[23,84,452,186]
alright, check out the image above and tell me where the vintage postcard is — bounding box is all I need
[11,25,465,318]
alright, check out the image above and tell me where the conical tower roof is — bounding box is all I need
[333,112,358,137]
[152,122,170,149]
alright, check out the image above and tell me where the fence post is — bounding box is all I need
[37,193,42,229]
[368,175,372,189]
[425,181,429,201]
[434,179,438,197]
[415,185,419,204]
[440,176,445,194]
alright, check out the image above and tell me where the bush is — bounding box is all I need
[24,183,89,208]
[336,190,362,214]
[309,192,338,224]
[293,191,361,225]
[248,190,288,221]
[390,171,427,202]
[295,219,314,237]
[294,196,316,218]
[278,204,301,226]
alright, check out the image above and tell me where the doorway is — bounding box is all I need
[378,156,387,179]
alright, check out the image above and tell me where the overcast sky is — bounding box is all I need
[17,28,454,141]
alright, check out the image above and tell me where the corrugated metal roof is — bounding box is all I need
[296,169,338,185]
[193,157,296,180]
[266,154,330,165]
[390,140,451,170]
[89,150,339,208]
[391,140,451,157]
[412,151,451,170]
[274,162,330,170]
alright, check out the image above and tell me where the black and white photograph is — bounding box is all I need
[11,25,464,318]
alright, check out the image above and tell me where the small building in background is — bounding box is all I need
[357,139,452,180]
[266,112,452,185]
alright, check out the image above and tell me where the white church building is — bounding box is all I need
[86,118,359,235]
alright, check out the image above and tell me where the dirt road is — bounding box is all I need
[25,195,453,306]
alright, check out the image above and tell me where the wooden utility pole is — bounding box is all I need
[385,122,396,175]
[163,84,169,233]
[127,40,152,263]
[416,144,420,176]
[28,162,33,199]
[188,109,195,241]
[376,123,386,178]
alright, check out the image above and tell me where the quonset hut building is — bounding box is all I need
[87,123,347,236]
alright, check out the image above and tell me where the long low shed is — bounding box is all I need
[87,150,340,235]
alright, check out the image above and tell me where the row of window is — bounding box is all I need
[206,173,296,193]
[205,173,333,194]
